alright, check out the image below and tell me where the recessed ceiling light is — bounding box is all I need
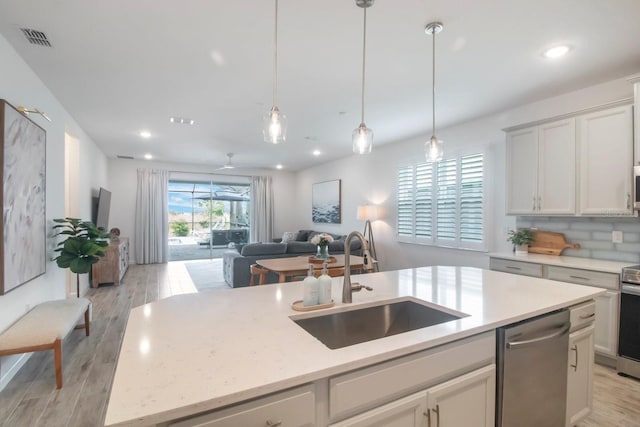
[144,153,153,160]
[276,164,283,170]
[139,130,151,139]
[313,150,321,156]
[543,45,570,59]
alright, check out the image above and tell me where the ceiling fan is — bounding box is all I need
[217,153,236,170]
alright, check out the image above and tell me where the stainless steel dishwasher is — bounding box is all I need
[496,309,570,427]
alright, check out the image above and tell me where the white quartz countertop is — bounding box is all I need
[489,252,632,274]
[105,266,604,427]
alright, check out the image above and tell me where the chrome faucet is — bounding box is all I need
[343,231,374,303]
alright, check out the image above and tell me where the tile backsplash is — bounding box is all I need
[516,216,640,263]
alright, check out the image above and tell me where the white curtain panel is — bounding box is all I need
[250,176,274,243]
[135,169,169,264]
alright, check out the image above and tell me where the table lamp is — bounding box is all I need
[357,205,379,272]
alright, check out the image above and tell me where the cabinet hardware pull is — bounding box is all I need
[627,193,631,209]
[433,404,440,426]
[532,195,536,211]
[538,196,541,211]
[424,409,432,427]
[570,344,578,371]
[569,275,590,281]
[579,313,595,319]
[266,421,282,427]
[506,266,521,270]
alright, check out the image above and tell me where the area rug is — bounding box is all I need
[184,259,230,292]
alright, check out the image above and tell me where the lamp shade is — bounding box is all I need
[357,204,379,221]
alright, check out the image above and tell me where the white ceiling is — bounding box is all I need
[1,0,640,171]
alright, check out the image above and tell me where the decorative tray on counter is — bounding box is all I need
[307,256,337,264]
[291,300,335,311]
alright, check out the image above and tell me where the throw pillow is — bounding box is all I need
[282,231,298,243]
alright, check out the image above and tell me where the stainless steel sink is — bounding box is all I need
[292,299,464,349]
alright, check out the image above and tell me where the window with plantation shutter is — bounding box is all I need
[396,152,485,250]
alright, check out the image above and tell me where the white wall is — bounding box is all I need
[0,35,109,388]
[108,158,297,263]
[293,76,635,271]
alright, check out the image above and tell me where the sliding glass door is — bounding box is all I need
[168,179,250,261]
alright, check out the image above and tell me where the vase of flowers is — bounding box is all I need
[311,233,334,259]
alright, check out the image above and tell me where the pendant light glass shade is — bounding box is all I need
[352,0,374,154]
[263,106,287,144]
[263,0,286,144]
[425,22,443,163]
[353,123,373,154]
[425,135,443,162]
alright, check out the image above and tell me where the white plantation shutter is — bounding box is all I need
[397,166,414,237]
[460,154,484,243]
[396,152,485,250]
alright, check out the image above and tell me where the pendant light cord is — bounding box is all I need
[361,7,367,125]
[431,26,436,137]
[273,0,279,107]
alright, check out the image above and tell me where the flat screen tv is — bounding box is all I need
[95,187,112,231]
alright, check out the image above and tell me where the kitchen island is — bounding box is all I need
[105,266,604,426]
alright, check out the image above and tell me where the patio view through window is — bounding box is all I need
[168,180,250,261]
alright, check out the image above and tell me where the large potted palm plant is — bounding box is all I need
[53,218,110,297]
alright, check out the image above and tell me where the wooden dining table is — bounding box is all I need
[256,254,366,283]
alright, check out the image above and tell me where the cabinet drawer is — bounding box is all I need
[547,266,619,290]
[170,384,315,427]
[329,332,495,421]
[489,258,543,277]
[569,300,596,332]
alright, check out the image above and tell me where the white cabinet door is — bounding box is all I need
[594,290,619,357]
[578,105,633,215]
[538,119,576,214]
[425,365,495,427]
[506,127,538,214]
[566,324,595,427]
[330,391,427,427]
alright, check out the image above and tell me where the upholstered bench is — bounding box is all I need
[0,297,91,389]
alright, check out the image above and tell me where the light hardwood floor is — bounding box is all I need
[1,263,639,426]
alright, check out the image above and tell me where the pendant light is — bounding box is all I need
[263,0,287,144]
[425,22,443,162]
[352,0,374,154]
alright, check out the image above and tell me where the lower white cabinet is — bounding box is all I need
[566,324,595,427]
[593,290,619,357]
[331,365,496,427]
[169,384,315,427]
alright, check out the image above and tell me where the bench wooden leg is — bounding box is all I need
[84,307,90,336]
[54,339,62,389]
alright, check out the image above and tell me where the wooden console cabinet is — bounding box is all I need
[92,237,129,288]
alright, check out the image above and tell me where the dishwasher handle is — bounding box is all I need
[506,324,570,350]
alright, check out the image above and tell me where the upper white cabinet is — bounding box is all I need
[505,103,633,217]
[578,105,634,215]
[506,119,576,215]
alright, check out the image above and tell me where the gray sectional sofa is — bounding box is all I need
[222,230,362,288]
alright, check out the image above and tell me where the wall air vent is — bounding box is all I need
[117,155,135,160]
[20,28,52,47]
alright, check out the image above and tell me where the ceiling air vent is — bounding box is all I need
[117,155,135,160]
[20,28,52,47]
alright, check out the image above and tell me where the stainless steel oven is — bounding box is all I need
[618,265,640,377]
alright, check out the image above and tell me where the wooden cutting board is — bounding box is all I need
[528,230,580,256]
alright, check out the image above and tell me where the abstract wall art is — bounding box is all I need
[0,100,46,295]
[312,179,341,224]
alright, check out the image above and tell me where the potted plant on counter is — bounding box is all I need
[507,228,535,255]
[53,218,110,297]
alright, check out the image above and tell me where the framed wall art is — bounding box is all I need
[312,179,341,224]
[0,99,47,295]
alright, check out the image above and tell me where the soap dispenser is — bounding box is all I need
[318,262,332,304]
[302,264,319,306]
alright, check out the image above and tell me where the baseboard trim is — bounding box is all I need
[0,352,32,392]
